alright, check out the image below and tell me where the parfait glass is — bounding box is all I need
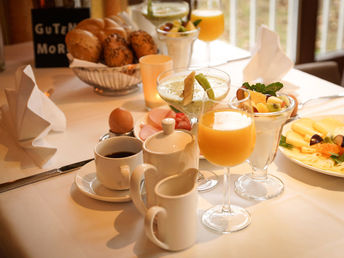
[191,0,224,66]
[234,94,295,200]
[157,67,230,191]
[141,0,189,27]
[198,88,256,233]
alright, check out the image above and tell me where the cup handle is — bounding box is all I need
[119,165,130,187]
[130,163,157,216]
[144,206,169,250]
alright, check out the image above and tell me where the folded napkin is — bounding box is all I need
[243,25,294,84]
[0,65,66,167]
[67,53,107,68]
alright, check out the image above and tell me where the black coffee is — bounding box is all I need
[105,151,135,158]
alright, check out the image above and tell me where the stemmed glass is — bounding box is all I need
[198,88,256,233]
[234,94,295,200]
[191,0,224,66]
[157,67,230,191]
[141,0,189,27]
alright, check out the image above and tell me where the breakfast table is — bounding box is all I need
[1,41,344,258]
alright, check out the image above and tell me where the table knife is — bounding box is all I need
[0,158,94,193]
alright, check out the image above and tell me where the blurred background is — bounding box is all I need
[1,0,344,83]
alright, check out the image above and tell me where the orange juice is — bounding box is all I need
[191,9,224,42]
[198,109,256,166]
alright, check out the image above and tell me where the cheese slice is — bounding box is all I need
[286,130,309,147]
[291,118,321,136]
[313,118,344,135]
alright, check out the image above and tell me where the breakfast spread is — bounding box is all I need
[65,16,158,67]
[280,117,344,173]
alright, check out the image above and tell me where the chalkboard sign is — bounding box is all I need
[31,8,90,68]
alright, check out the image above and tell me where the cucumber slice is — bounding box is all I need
[195,73,215,100]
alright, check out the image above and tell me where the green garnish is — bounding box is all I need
[178,26,187,32]
[323,136,334,144]
[169,105,182,113]
[195,73,215,100]
[279,135,294,149]
[330,153,344,164]
[243,82,283,96]
[193,19,202,27]
[147,0,153,17]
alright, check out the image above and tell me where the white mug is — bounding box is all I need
[145,168,198,251]
[130,119,197,215]
[94,136,143,190]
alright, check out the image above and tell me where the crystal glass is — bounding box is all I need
[156,25,199,69]
[141,0,189,27]
[191,0,224,66]
[235,94,295,200]
[198,89,256,233]
[157,67,230,191]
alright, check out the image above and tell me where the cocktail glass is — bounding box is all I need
[198,88,256,233]
[157,67,230,191]
[141,0,189,27]
[234,94,295,200]
[156,25,199,69]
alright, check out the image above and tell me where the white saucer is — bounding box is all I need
[75,161,131,202]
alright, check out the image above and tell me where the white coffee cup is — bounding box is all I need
[130,119,197,215]
[94,136,143,190]
[145,168,198,251]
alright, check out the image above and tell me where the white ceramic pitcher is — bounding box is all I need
[130,118,197,216]
[144,168,198,251]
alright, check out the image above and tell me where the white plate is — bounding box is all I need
[133,113,150,142]
[279,114,344,178]
[75,161,131,202]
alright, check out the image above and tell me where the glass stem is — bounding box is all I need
[251,165,268,180]
[206,42,211,66]
[222,167,231,213]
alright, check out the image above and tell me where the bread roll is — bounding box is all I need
[65,29,102,62]
[129,30,158,59]
[104,33,134,67]
[76,17,127,44]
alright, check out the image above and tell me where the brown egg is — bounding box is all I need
[288,94,298,117]
[109,107,134,134]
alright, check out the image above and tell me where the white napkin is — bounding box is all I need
[0,65,66,167]
[243,25,294,84]
[67,53,107,68]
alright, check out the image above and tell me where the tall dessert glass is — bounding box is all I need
[198,89,256,233]
[156,25,199,69]
[141,0,189,27]
[157,67,230,191]
[234,94,295,200]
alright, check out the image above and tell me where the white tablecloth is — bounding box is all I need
[0,42,344,258]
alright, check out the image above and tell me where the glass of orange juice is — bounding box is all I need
[191,0,224,66]
[198,88,256,233]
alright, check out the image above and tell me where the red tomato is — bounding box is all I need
[174,113,191,130]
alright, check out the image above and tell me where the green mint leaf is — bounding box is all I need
[279,135,294,149]
[330,153,344,164]
[193,19,202,27]
[265,82,283,95]
[242,82,252,90]
[252,83,266,93]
